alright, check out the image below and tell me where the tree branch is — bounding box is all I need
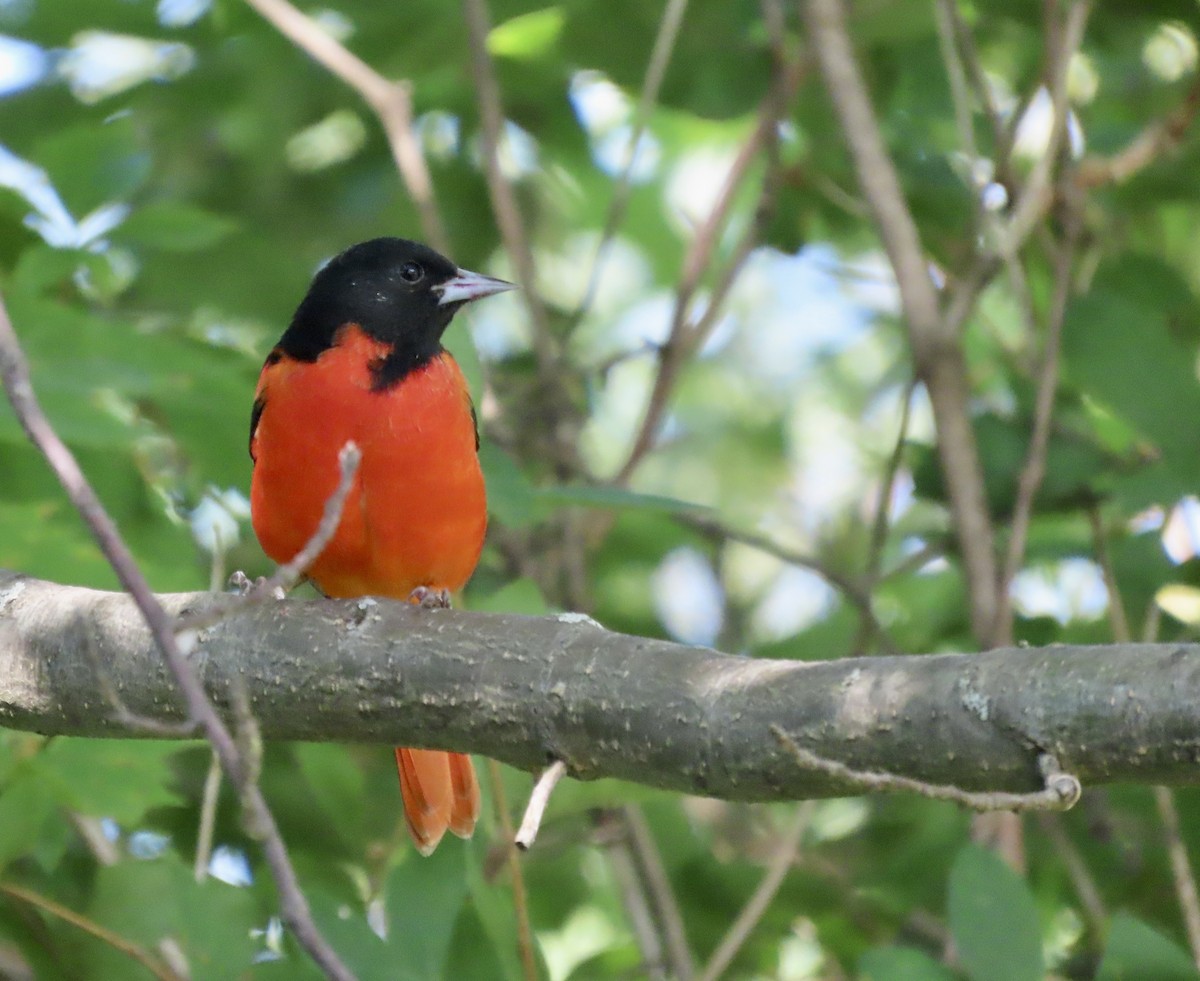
[4,573,1200,801]
[614,37,805,484]
[243,0,450,253]
[802,0,999,641]
[461,0,557,374]
[0,298,353,979]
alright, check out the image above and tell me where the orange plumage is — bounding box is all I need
[249,238,512,854]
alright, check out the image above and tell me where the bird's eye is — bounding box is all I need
[399,261,424,283]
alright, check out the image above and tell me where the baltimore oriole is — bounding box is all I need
[249,237,513,854]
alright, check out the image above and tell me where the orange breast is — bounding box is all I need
[250,326,486,599]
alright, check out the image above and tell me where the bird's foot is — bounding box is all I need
[408,586,452,609]
[228,571,268,595]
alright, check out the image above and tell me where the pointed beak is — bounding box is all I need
[435,268,516,307]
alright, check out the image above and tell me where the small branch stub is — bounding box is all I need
[516,760,568,850]
[175,441,361,635]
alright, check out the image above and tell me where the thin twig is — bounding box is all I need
[802,0,998,642]
[993,204,1081,645]
[772,726,1081,812]
[486,760,539,981]
[945,0,1008,166]
[1089,505,1132,645]
[68,813,119,867]
[175,442,360,634]
[600,812,668,981]
[0,294,355,981]
[697,802,813,981]
[1155,786,1200,969]
[934,0,979,171]
[864,381,916,585]
[571,0,691,327]
[516,760,567,850]
[681,513,899,654]
[623,805,695,980]
[194,749,222,882]
[997,0,1091,258]
[614,51,804,484]
[242,0,449,252]
[461,0,556,375]
[1036,813,1107,940]
[852,381,916,655]
[0,882,186,981]
[1076,72,1200,188]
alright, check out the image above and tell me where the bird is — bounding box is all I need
[248,237,513,854]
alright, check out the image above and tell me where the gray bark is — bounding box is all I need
[1,570,1197,801]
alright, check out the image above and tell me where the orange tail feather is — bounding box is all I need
[447,752,480,839]
[395,748,479,855]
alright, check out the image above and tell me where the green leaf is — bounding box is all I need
[39,739,183,826]
[305,889,391,981]
[488,7,565,59]
[471,577,550,615]
[1098,912,1200,980]
[32,116,150,216]
[9,245,91,297]
[463,837,527,981]
[293,744,366,848]
[535,484,707,516]
[480,441,539,528]
[859,946,957,981]
[119,202,239,252]
[947,844,1043,981]
[385,845,472,980]
[0,765,57,875]
[82,856,258,981]
[1060,254,1200,488]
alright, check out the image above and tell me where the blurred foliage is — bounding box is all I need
[1,0,1200,978]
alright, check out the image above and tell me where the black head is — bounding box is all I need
[276,237,513,384]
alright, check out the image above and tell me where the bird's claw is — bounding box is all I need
[408,586,452,609]
[228,571,267,595]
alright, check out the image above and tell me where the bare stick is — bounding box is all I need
[461,0,556,375]
[998,0,1091,258]
[1077,73,1200,188]
[193,750,223,883]
[515,759,567,850]
[994,207,1081,644]
[697,802,814,981]
[1089,505,1133,645]
[0,882,186,981]
[601,813,668,981]
[802,0,998,642]
[485,760,539,981]
[945,0,1007,166]
[0,294,355,981]
[935,0,979,170]
[615,51,805,483]
[772,726,1081,812]
[175,442,360,634]
[68,812,119,867]
[242,0,448,252]
[1036,813,1107,940]
[852,381,916,655]
[1156,786,1200,968]
[623,804,695,980]
[572,0,691,326]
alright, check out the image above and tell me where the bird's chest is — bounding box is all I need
[251,331,486,597]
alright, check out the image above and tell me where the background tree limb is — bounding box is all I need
[3,571,1198,802]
